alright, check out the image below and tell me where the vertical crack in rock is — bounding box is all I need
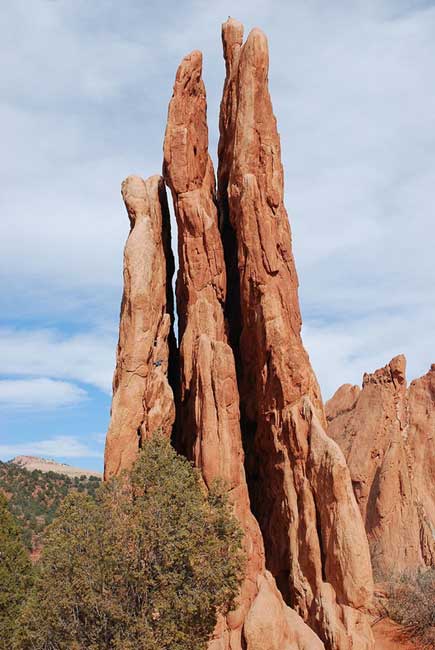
[217,18,374,650]
[104,175,176,479]
[327,356,435,573]
[163,48,324,650]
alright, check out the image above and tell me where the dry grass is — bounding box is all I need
[386,568,435,649]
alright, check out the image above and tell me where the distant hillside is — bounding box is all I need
[0,460,101,555]
[10,455,102,478]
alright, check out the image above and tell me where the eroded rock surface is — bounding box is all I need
[104,175,176,479]
[217,18,374,650]
[163,48,324,650]
[326,357,435,573]
[408,364,435,566]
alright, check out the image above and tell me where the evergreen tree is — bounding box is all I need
[0,494,33,648]
[15,435,244,650]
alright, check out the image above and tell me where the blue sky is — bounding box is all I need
[1,0,434,471]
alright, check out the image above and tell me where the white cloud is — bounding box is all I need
[0,328,116,394]
[0,378,87,409]
[303,303,435,400]
[0,0,434,405]
[0,435,101,459]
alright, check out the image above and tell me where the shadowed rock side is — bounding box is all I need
[104,175,176,480]
[218,18,374,650]
[163,50,324,650]
[326,356,435,574]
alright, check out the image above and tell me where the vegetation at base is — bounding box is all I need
[0,461,101,551]
[13,435,245,650]
[0,494,34,650]
[387,567,435,648]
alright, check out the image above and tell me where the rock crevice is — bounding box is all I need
[163,46,322,650]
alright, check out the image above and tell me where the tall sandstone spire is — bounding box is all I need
[104,175,176,479]
[163,49,324,650]
[105,19,381,650]
[217,18,374,650]
[326,356,435,573]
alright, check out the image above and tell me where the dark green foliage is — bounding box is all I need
[387,568,435,648]
[0,494,33,649]
[14,435,245,650]
[0,461,101,551]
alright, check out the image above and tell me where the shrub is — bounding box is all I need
[0,494,33,648]
[387,567,435,648]
[0,460,101,551]
[14,435,244,650]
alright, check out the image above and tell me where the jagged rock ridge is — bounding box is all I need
[326,356,435,574]
[10,456,101,478]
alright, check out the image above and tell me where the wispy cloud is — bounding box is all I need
[0,378,87,410]
[0,328,116,394]
[0,0,434,420]
[303,304,435,399]
[0,435,101,460]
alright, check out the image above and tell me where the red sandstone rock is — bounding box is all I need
[103,19,392,650]
[163,48,324,650]
[408,364,435,566]
[104,175,176,479]
[217,18,374,650]
[326,356,435,573]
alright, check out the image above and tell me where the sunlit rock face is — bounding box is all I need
[407,364,435,567]
[163,46,324,650]
[104,175,176,480]
[327,356,435,574]
[104,17,378,650]
[217,18,374,650]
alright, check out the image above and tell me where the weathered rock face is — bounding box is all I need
[104,175,176,479]
[163,48,324,650]
[217,18,374,650]
[408,364,435,566]
[326,356,435,573]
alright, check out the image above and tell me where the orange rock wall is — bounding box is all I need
[327,357,435,573]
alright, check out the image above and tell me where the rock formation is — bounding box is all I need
[217,18,374,650]
[104,175,176,479]
[326,356,435,574]
[104,17,380,650]
[163,48,323,650]
[407,364,435,566]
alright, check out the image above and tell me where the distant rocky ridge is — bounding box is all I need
[10,455,102,479]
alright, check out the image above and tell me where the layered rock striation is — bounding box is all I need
[104,175,176,479]
[217,18,374,650]
[326,357,435,574]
